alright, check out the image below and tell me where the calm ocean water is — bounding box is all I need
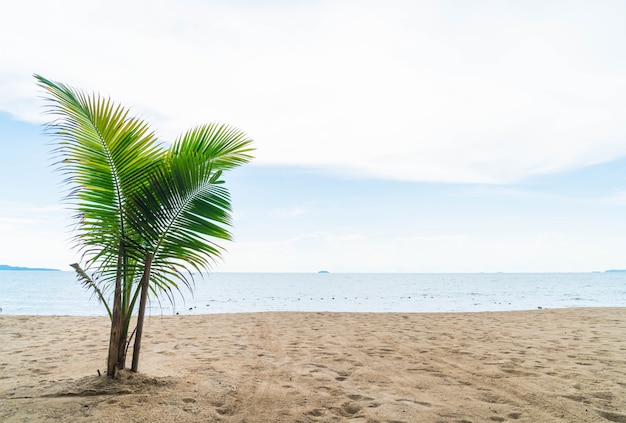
[0,271,625,316]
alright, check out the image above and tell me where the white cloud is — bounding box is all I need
[218,229,620,273]
[604,190,626,205]
[2,1,626,183]
[270,202,315,218]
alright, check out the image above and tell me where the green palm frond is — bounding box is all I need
[36,74,164,276]
[70,263,112,318]
[126,124,253,300]
[172,123,255,170]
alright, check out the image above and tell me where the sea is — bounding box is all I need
[1,271,625,316]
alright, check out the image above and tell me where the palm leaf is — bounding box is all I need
[70,262,112,318]
[126,124,253,302]
[171,123,255,170]
[36,74,164,280]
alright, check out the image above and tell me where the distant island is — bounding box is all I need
[604,269,626,273]
[0,264,60,271]
[318,270,330,274]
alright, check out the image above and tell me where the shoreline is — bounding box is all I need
[1,308,625,422]
[0,306,614,317]
[0,305,618,319]
[0,303,619,317]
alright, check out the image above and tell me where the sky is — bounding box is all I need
[1,0,626,272]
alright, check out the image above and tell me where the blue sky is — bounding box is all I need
[1,1,626,272]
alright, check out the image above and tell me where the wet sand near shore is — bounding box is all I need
[1,308,625,422]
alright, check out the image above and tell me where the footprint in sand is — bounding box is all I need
[340,401,362,415]
[396,398,432,408]
[595,409,626,422]
[335,370,350,381]
[305,408,324,417]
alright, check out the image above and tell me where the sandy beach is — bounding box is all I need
[1,308,625,422]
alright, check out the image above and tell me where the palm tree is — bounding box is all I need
[37,75,254,378]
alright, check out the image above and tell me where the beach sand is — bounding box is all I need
[1,308,625,422]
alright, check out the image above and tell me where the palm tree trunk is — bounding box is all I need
[131,252,154,372]
[107,296,123,378]
[117,325,129,370]
[107,247,125,378]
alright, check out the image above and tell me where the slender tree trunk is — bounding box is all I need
[107,299,123,378]
[107,246,125,378]
[117,325,129,370]
[131,252,154,372]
